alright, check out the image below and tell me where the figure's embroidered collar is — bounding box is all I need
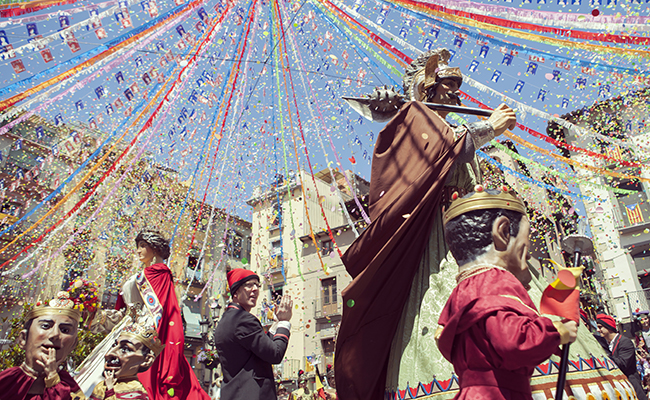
[456,263,507,284]
[20,362,42,379]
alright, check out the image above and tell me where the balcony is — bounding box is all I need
[616,190,650,233]
[314,295,342,320]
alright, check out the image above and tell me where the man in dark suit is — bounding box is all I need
[215,268,293,400]
[597,313,648,400]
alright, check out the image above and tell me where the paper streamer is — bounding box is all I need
[390,0,650,52]
[409,0,650,31]
[375,0,646,76]
[0,0,200,107]
[477,150,597,202]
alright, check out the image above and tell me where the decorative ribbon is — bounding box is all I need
[447,113,637,196]
[375,0,646,76]
[389,0,650,46]
[0,1,204,243]
[477,150,597,202]
[0,0,80,17]
[0,0,198,108]
[0,0,119,27]
[0,2,194,136]
[0,1,214,260]
[274,0,334,274]
[286,27,362,239]
[7,0,141,58]
[405,0,650,31]
[327,0,650,164]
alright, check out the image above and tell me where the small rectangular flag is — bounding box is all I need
[626,203,644,225]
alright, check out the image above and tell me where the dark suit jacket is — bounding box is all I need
[610,334,648,400]
[215,302,290,400]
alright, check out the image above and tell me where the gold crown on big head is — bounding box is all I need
[27,291,82,322]
[121,322,165,356]
[443,185,527,225]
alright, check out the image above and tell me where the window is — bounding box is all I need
[321,240,333,256]
[186,255,201,280]
[322,338,335,369]
[322,277,337,305]
[269,204,282,229]
[0,201,22,217]
[271,240,282,256]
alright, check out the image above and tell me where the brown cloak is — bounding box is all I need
[335,101,466,400]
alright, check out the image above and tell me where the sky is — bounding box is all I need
[0,0,649,266]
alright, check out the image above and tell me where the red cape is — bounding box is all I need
[335,102,466,400]
[0,366,81,400]
[117,263,210,400]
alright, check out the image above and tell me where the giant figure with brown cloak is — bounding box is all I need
[335,49,639,400]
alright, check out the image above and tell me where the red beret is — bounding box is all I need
[596,313,617,333]
[227,268,259,295]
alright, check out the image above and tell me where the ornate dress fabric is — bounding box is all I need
[75,272,158,396]
[75,263,210,400]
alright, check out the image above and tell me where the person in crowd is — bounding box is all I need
[0,292,85,399]
[436,187,578,398]
[89,321,164,399]
[214,268,293,400]
[597,313,648,400]
[76,229,210,399]
[636,310,650,352]
[290,376,311,400]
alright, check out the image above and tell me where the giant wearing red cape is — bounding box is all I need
[0,365,84,400]
[437,268,561,399]
[116,263,210,400]
[335,102,466,400]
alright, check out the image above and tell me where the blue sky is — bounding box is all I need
[0,0,648,226]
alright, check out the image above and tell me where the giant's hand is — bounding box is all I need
[553,319,578,345]
[276,294,293,322]
[104,370,117,391]
[35,347,58,380]
[487,103,517,136]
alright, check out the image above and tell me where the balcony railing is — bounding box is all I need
[314,295,341,319]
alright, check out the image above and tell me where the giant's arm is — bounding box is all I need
[484,309,562,370]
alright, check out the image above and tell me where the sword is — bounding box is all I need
[342,95,493,122]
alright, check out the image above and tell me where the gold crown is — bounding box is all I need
[27,291,82,322]
[417,48,463,92]
[121,322,165,356]
[443,185,527,225]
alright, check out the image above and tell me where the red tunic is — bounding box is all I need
[438,268,561,400]
[0,365,84,400]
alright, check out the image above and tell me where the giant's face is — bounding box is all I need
[428,78,461,105]
[20,314,79,371]
[504,216,532,287]
[136,240,156,265]
[104,334,153,379]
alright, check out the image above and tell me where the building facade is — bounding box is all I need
[246,168,369,382]
[548,88,650,322]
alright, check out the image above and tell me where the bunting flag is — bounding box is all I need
[625,203,644,225]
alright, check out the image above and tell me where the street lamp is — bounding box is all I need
[199,319,210,338]
[211,302,222,320]
[554,228,594,400]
